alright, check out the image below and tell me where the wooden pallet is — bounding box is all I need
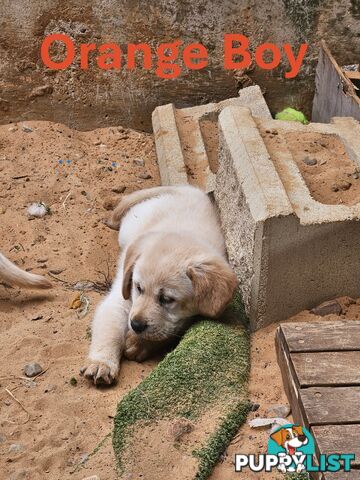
[276,320,360,480]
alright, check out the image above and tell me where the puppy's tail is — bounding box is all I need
[105,186,181,230]
[0,252,52,289]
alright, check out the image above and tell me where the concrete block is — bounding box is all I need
[215,106,360,330]
[152,86,271,192]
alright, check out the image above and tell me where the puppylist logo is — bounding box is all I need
[235,424,355,474]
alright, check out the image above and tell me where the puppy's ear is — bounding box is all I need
[293,426,304,436]
[187,257,238,317]
[122,242,140,300]
[270,429,285,446]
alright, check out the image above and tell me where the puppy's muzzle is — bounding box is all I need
[130,317,148,334]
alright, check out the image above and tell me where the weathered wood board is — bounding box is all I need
[276,320,360,480]
[312,41,360,123]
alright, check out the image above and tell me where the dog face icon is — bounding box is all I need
[270,425,309,455]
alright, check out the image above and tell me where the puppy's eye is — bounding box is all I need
[158,293,175,306]
[135,283,143,294]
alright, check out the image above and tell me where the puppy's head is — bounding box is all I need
[121,233,238,341]
[270,426,308,453]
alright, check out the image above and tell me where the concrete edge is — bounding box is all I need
[218,106,294,222]
[151,103,187,185]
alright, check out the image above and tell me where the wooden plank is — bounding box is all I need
[323,472,360,480]
[312,40,360,123]
[301,387,360,425]
[275,327,307,425]
[292,351,360,387]
[344,71,360,81]
[280,321,360,353]
[312,424,360,466]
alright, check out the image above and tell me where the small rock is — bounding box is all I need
[249,402,260,412]
[29,85,53,98]
[49,268,65,275]
[311,299,343,317]
[4,399,11,406]
[0,433,6,443]
[27,202,48,218]
[23,362,43,377]
[112,186,126,194]
[9,443,24,454]
[79,453,89,465]
[133,158,145,167]
[169,418,194,442]
[138,172,152,180]
[22,125,33,133]
[31,315,43,321]
[103,197,117,210]
[332,181,352,192]
[0,207,6,214]
[266,404,291,418]
[303,157,317,166]
[73,280,95,291]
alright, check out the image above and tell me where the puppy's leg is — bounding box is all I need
[81,290,129,385]
[106,186,181,230]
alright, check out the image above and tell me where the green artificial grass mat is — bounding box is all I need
[113,297,250,479]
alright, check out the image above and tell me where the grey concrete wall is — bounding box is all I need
[0,0,359,131]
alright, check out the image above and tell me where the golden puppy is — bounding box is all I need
[81,186,237,385]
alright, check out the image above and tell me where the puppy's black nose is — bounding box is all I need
[131,319,148,334]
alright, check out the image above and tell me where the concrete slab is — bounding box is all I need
[152,86,271,192]
[215,106,360,330]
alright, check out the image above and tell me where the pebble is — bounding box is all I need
[31,315,43,321]
[311,299,343,317]
[332,181,352,192]
[73,280,95,291]
[22,125,33,133]
[133,158,145,167]
[249,402,260,412]
[29,85,53,98]
[103,197,117,210]
[0,433,6,443]
[49,268,65,275]
[138,172,152,180]
[9,443,24,453]
[169,419,194,442]
[27,202,48,218]
[0,206,6,214]
[303,156,317,166]
[23,362,43,377]
[266,404,291,418]
[112,186,126,194]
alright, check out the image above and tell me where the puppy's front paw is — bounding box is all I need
[80,361,118,386]
[124,332,150,362]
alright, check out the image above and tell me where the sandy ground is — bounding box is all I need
[1,121,359,480]
[0,120,159,480]
[261,128,360,206]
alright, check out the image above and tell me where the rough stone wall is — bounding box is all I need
[0,0,359,131]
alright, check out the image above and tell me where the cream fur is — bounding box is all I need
[0,252,52,289]
[81,185,237,385]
